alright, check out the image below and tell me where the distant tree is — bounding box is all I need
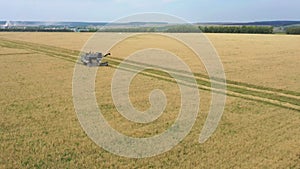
[166,25,201,33]
[199,25,273,34]
[99,27,157,32]
[286,27,300,35]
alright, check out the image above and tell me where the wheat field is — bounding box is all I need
[0,32,299,168]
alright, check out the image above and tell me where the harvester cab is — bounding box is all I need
[81,52,111,67]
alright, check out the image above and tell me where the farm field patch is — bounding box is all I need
[0,33,299,168]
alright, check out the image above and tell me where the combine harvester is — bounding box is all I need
[81,52,111,66]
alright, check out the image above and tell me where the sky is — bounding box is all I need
[0,0,299,22]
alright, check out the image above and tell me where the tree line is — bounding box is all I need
[199,26,274,34]
[1,25,300,35]
[165,25,201,33]
[286,27,300,35]
[0,28,73,32]
[98,25,200,33]
[97,27,156,32]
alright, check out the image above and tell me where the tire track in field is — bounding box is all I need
[0,52,36,56]
[107,58,300,112]
[0,38,299,112]
[109,57,300,100]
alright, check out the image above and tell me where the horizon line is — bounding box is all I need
[1,19,300,24]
